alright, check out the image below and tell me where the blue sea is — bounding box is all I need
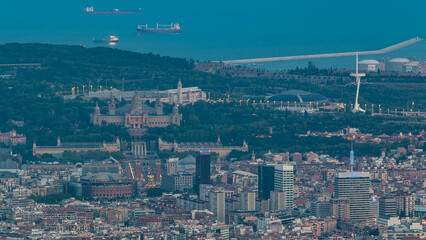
[1,0,426,70]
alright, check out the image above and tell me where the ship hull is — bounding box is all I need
[136,29,182,34]
[84,10,141,14]
[93,40,119,44]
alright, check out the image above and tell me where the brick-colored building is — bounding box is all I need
[81,173,136,199]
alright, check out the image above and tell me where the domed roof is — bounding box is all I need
[179,155,195,165]
[81,173,129,182]
[359,59,380,64]
[388,58,410,63]
[266,90,328,103]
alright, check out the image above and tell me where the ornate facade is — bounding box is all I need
[33,137,120,156]
[91,92,182,128]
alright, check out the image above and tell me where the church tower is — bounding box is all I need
[108,93,116,115]
[131,91,143,115]
[94,101,100,115]
[155,94,163,115]
[172,104,182,126]
[177,79,183,105]
[173,104,179,115]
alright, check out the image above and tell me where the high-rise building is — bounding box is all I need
[194,151,211,195]
[379,195,397,217]
[209,191,226,223]
[334,172,370,221]
[370,200,379,219]
[274,164,294,210]
[240,191,256,211]
[396,193,415,217]
[270,190,286,211]
[258,164,275,200]
[331,198,350,220]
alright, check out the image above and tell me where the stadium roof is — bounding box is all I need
[81,173,129,182]
[266,90,328,103]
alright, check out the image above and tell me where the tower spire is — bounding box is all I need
[350,52,366,113]
[177,77,183,105]
[94,101,100,115]
[155,93,163,115]
[108,93,116,115]
[131,91,143,115]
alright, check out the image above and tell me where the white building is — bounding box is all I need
[386,58,410,72]
[403,61,420,73]
[359,59,385,72]
[209,191,226,223]
[274,164,294,210]
[240,191,256,211]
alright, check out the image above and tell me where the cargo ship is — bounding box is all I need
[84,6,142,14]
[136,23,182,34]
[93,36,119,45]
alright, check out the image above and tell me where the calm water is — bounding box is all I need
[1,0,426,69]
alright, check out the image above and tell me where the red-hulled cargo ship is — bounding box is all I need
[84,6,142,14]
[136,23,182,34]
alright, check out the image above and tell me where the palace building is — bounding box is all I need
[33,137,120,156]
[90,91,182,128]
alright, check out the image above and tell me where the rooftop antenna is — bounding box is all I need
[350,52,366,113]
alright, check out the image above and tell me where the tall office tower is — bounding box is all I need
[240,191,256,211]
[194,151,211,195]
[334,172,371,221]
[209,191,226,223]
[270,190,287,211]
[274,164,294,210]
[258,164,275,200]
[331,198,350,220]
[379,195,397,217]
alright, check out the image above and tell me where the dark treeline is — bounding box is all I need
[0,44,423,162]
